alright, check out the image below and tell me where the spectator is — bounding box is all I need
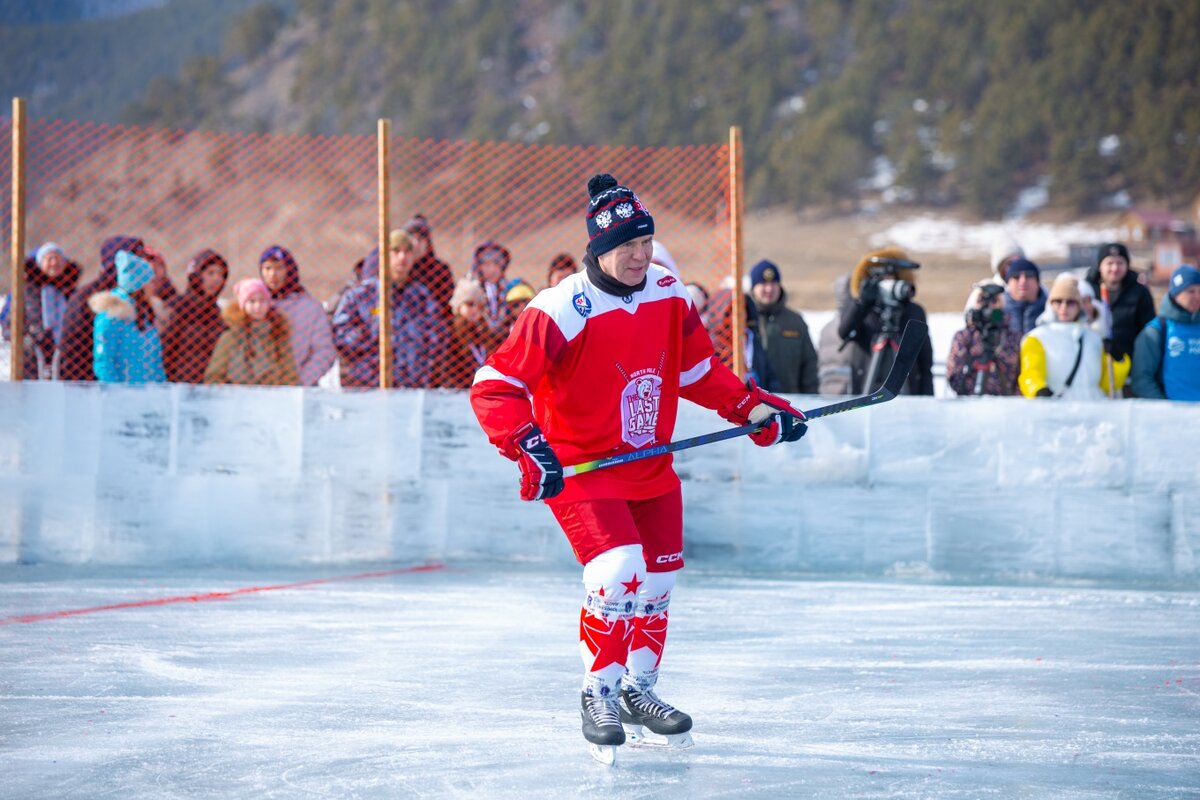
[325,257,366,316]
[258,245,336,386]
[837,247,934,395]
[1085,243,1155,364]
[703,278,735,364]
[505,281,536,323]
[946,282,1020,396]
[403,215,454,319]
[434,277,505,388]
[141,245,180,338]
[816,274,863,395]
[701,279,774,386]
[747,259,819,394]
[161,249,229,383]
[1130,264,1200,401]
[1019,274,1127,399]
[741,296,776,390]
[59,235,146,382]
[989,234,1025,284]
[650,240,680,276]
[204,278,298,386]
[472,240,514,336]
[1076,277,1113,338]
[546,253,578,289]
[1003,257,1046,337]
[332,231,448,388]
[141,246,179,305]
[962,233,1024,317]
[1,243,82,379]
[89,250,165,384]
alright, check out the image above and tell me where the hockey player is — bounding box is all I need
[470,174,808,764]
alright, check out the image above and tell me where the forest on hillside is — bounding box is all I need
[8,0,1200,216]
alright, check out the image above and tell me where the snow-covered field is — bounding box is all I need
[870,214,1119,263]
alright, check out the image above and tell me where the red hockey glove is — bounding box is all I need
[501,422,565,501]
[721,380,808,447]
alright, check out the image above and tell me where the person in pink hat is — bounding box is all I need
[204,278,298,385]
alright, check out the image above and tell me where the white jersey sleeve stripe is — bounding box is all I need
[679,355,713,387]
[473,365,531,396]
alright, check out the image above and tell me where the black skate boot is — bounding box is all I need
[618,686,694,749]
[581,692,625,765]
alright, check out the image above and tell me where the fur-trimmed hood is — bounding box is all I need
[88,290,166,322]
[88,290,135,321]
[24,255,83,292]
[850,246,918,299]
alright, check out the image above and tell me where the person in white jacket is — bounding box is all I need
[258,245,336,386]
[1019,274,1128,399]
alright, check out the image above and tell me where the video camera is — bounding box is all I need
[864,256,920,307]
[967,283,1005,330]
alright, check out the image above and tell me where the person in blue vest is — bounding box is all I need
[1130,264,1200,401]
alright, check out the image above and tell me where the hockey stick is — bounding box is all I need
[562,319,928,477]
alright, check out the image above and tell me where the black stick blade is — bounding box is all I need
[802,319,927,422]
[882,319,928,396]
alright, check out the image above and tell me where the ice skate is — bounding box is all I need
[618,686,694,749]
[581,692,625,765]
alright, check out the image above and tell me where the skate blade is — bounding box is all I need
[588,743,618,766]
[624,726,694,750]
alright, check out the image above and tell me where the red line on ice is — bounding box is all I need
[0,563,445,626]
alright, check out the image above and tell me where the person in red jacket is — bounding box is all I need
[470,173,808,763]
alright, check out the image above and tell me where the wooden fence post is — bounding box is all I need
[378,118,393,389]
[9,98,27,382]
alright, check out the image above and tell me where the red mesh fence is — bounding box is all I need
[4,115,732,387]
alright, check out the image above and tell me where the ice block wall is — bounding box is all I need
[1,381,1196,583]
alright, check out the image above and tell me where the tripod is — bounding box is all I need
[864,302,905,394]
[970,322,1002,396]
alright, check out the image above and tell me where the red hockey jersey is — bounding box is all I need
[470,263,753,504]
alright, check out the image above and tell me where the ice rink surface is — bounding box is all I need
[2,563,1198,799]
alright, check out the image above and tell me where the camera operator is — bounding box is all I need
[837,246,934,395]
[946,282,1020,396]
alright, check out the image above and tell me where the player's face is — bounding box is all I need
[598,235,653,287]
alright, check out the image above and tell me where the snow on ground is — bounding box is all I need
[870,215,1120,262]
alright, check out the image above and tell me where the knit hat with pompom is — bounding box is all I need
[584,173,654,257]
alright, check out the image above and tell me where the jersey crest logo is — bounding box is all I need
[657,275,677,287]
[616,355,666,448]
[572,292,593,318]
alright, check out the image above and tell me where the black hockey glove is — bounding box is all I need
[502,422,565,501]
